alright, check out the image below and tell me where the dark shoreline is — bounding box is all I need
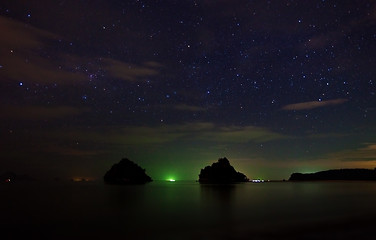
[289,168,376,181]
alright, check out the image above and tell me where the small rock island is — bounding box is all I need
[104,158,152,184]
[289,168,376,181]
[199,157,249,183]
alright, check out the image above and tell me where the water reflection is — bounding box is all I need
[2,181,376,239]
[199,183,245,239]
[200,183,236,203]
[106,184,146,207]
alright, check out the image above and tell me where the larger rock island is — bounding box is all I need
[104,158,152,184]
[289,168,376,181]
[199,157,249,183]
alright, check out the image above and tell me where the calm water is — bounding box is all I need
[2,181,376,239]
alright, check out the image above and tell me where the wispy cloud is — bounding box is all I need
[330,143,376,162]
[304,1,376,51]
[0,16,86,85]
[0,16,55,48]
[282,99,348,111]
[0,16,164,86]
[0,105,86,120]
[54,122,286,147]
[198,125,286,143]
[102,58,162,81]
[45,145,102,157]
[304,33,338,49]
[173,104,207,112]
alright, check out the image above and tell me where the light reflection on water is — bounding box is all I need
[1,181,376,239]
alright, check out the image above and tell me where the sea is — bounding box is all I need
[1,180,376,240]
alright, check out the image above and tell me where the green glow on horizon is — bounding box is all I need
[166,175,176,182]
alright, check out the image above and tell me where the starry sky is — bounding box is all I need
[1,0,375,180]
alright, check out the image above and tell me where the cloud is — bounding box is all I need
[58,123,214,146]
[306,143,376,170]
[0,16,163,86]
[143,61,164,68]
[304,2,376,51]
[306,133,349,139]
[304,33,337,49]
[0,105,86,120]
[198,125,285,143]
[126,123,285,144]
[0,16,86,85]
[282,99,348,111]
[1,55,86,85]
[54,122,286,147]
[173,104,207,112]
[331,143,376,162]
[45,145,102,157]
[102,58,162,81]
[0,16,55,49]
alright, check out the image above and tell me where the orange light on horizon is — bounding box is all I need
[71,177,94,182]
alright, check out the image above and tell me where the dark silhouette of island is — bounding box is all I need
[289,168,376,181]
[199,157,249,183]
[104,158,152,184]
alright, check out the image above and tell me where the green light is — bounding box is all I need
[165,174,176,182]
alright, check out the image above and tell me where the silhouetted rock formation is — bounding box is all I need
[104,158,152,184]
[199,157,249,183]
[289,168,376,181]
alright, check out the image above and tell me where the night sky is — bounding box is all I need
[1,0,375,181]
